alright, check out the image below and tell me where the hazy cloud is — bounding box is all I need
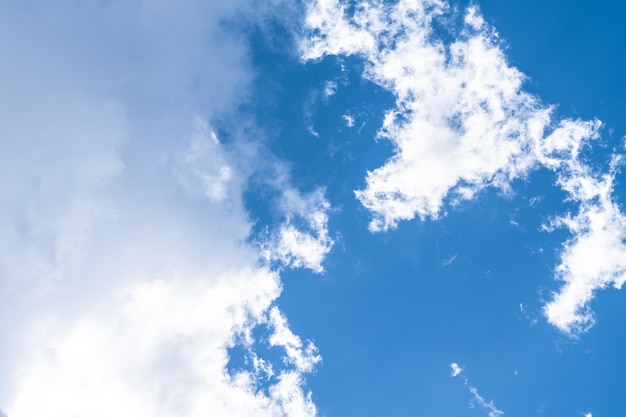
[0,1,324,415]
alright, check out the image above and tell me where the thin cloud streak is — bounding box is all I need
[450,363,504,417]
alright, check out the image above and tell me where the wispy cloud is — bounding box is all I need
[467,385,505,417]
[269,307,322,373]
[442,255,458,267]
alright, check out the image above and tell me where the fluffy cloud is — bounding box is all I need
[450,362,463,377]
[262,187,334,274]
[301,0,624,334]
[9,269,320,417]
[301,0,591,231]
[178,121,236,203]
[269,307,322,373]
[543,157,626,334]
[467,385,505,417]
[0,1,325,416]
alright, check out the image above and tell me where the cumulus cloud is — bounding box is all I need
[450,362,463,377]
[9,270,320,417]
[3,135,323,417]
[301,0,596,231]
[0,1,325,416]
[301,0,624,335]
[542,157,626,334]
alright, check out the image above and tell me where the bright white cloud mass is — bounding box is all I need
[262,187,333,274]
[0,1,322,416]
[1,0,625,416]
[300,0,626,335]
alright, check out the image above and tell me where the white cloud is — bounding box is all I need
[324,81,338,97]
[308,125,321,138]
[302,0,383,60]
[543,157,626,335]
[302,0,601,231]
[442,255,458,267]
[263,188,334,274]
[301,0,624,335]
[450,362,463,377]
[9,270,318,417]
[178,120,236,203]
[0,1,324,416]
[301,0,590,231]
[269,308,322,373]
[467,385,504,417]
[4,127,323,417]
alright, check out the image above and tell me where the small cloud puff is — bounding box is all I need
[450,362,463,377]
[342,114,355,128]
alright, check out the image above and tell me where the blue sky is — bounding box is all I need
[1,1,625,417]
